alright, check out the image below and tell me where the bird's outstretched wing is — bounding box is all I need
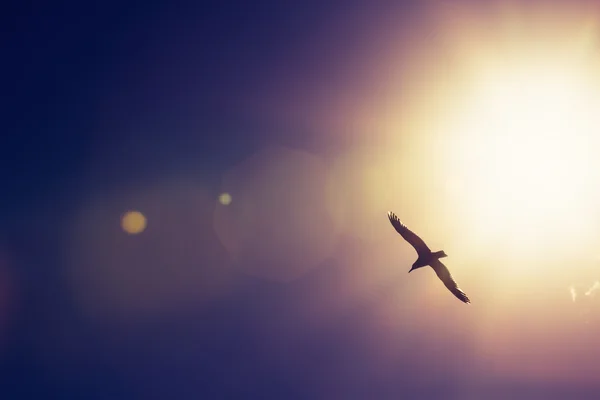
[387,211,431,256]
[430,259,470,304]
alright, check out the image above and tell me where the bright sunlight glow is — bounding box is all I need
[444,58,600,261]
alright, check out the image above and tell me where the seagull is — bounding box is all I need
[387,211,470,304]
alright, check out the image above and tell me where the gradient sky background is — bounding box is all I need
[3,0,600,399]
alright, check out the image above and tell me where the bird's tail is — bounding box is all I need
[432,250,447,259]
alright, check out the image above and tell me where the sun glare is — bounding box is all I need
[442,56,600,261]
[455,62,600,256]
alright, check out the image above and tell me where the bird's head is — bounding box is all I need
[409,263,417,273]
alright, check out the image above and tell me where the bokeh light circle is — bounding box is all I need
[121,210,147,234]
[218,192,232,205]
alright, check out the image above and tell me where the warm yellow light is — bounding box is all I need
[444,61,600,260]
[121,210,147,234]
[218,192,232,205]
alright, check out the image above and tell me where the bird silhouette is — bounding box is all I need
[387,211,470,304]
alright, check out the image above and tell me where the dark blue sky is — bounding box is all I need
[3,1,600,399]
[3,1,314,212]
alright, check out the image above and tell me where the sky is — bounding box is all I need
[3,0,600,398]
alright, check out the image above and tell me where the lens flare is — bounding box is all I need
[218,193,232,205]
[121,210,147,234]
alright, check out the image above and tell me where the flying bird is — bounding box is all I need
[387,211,470,304]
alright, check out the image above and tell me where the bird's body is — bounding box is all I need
[387,211,470,304]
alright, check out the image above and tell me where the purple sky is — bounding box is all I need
[2,0,600,398]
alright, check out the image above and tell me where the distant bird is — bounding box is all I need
[387,211,470,304]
